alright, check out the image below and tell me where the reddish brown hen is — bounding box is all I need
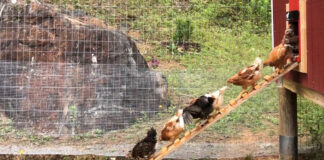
[263,30,295,73]
[227,58,262,100]
[160,109,184,143]
[263,42,289,70]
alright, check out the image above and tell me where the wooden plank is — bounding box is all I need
[298,0,308,73]
[287,2,308,73]
[151,62,299,160]
[286,4,289,28]
[283,79,324,107]
[279,87,297,137]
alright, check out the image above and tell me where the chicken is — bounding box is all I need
[287,11,299,54]
[160,109,184,142]
[285,10,299,55]
[211,86,227,112]
[182,86,227,124]
[263,41,288,70]
[227,58,262,100]
[128,127,157,159]
[264,24,297,73]
[284,27,299,53]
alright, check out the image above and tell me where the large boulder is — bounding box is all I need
[0,1,167,135]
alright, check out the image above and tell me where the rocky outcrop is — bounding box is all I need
[0,1,167,135]
[0,1,148,69]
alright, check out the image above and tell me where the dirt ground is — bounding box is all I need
[0,155,279,160]
[0,154,322,160]
[0,115,281,159]
[0,109,317,159]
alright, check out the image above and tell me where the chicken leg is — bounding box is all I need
[165,136,180,148]
[235,88,246,101]
[247,84,257,93]
[166,141,174,148]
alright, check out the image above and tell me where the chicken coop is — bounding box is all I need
[272,0,324,159]
[0,0,323,159]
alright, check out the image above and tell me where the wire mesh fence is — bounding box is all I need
[0,0,323,159]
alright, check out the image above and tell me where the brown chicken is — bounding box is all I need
[284,27,299,53]
[227,58,262,100]
[285,11,299,54]
[263,30,295,73]
[160,109,184,142]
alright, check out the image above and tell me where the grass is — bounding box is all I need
[298,98,324,152]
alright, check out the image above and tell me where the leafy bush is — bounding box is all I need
[173,19,194,43]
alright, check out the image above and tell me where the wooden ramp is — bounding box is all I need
[151,62,299,160]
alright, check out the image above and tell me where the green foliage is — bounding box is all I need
[69,105,77,123]
[69,105,78,135]
[0,119,15,135]
[28,135,52,145]
[204,0,271,33]
[95,129,103,135]
[298,98,324,152]
[167,43,178,55]
[204,3,238,27]
[173,19,194,43]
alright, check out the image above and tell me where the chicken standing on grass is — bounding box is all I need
[128,127,157,159]
[160,109,184,142]
[227,58,262,100]
[182,86,228,124]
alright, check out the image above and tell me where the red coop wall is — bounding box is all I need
[272,0,324,95]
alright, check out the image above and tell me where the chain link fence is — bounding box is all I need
[0,0,322,159]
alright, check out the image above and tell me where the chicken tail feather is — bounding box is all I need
[182,111,193,124]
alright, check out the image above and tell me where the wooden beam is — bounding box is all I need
[283,79,324,107]
[298,0,308,73]
[279,86,297,160]
[287,2,308,73]
[286,4,289,28]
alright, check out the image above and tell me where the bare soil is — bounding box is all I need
[0,122,281,159]
[1,154,323,160]
[157,60,186,70]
